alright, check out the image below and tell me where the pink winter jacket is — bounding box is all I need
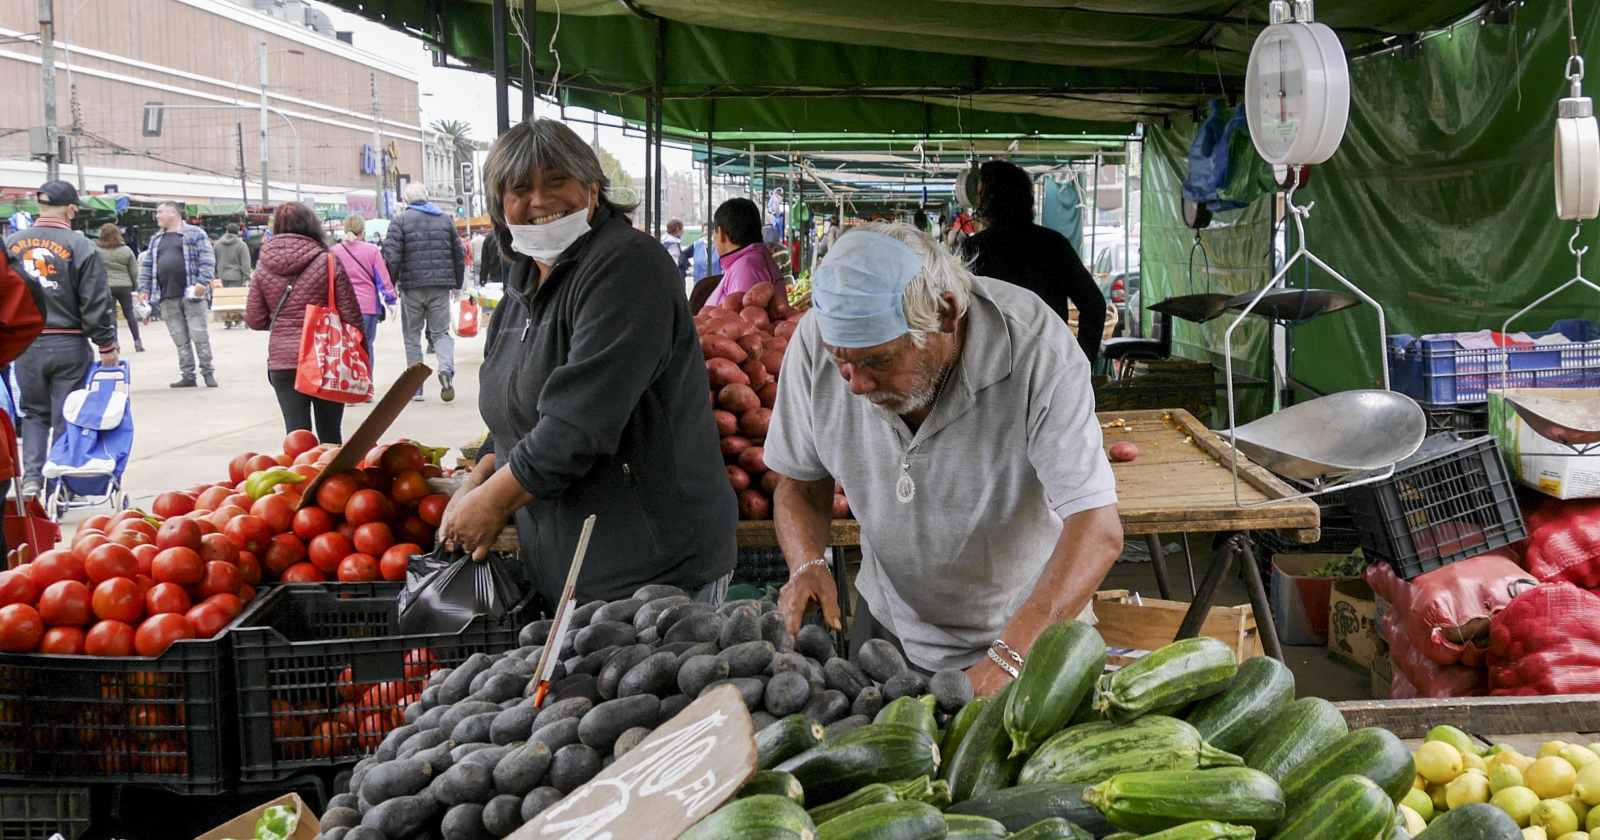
[245,234,364,371]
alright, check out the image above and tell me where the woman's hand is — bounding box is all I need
[438,461,532,560]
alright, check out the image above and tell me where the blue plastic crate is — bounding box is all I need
[1386,319,1600,405]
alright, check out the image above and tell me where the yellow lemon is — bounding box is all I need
[1563,794,1592,825]
[1545,742,1574,759]
[1589,803,1600,833]
[1536,800,1582,837]
[1496,750,1539,773]
[1555,832,1590,840]
[1576,764,1600,806]
[1527,827,1550,840]
[1418,740,1467,784]
[1398,803,1428,834]
[1403,786,1435,821]
[1415,773,1428,791]
[1531,757,1582,799]
[1448,772,1493,809]
[1496,764,1532,794]
[1466,752,1491,773]
[1496,787,1544,827]
[1564,746,1600,770]
[1431,782,1451,812]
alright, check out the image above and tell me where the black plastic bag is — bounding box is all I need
[396,546,530,635]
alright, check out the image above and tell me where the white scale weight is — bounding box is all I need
[1556,56,1600,221]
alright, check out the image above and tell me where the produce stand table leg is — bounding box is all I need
[1173,532,1284,661]
[831,544,851,657]
[1146,535,1174,600]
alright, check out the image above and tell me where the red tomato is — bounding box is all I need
[0,604,43,652]
[352,522,393,556]
[203,592,243,619]
[108,526,154,550]
[193,517,218,536]
[336,553,379,582]
[38,580,92,627]
[387,470,429,505]
[262,533,306,576]
[361,467,391,497]
[28,549,87,586]
[245,454,278,474]
[403,647,439,681]
[133,613,194,657]
[280,562,326,583]
[132,544,158,576]
[185,601,231,638]
[273,482,304,505]
[151,547,204,586]
[417,495,449,527]
[289,464,320,481]
[379,544,419,582]
[283,429,319,458]
[236,551,263,586]
[207,504,247,532]
[336,521,358,542]
[357,713,390,750]
[420,464,444,479]
[228,452,258,484]
[197,532,239,567]
[359,680,409,710]
[222,493,253,512]
[195,486,231,511]
[291,506,334,542]
[222,515,272,555]
[310,720,354,759]
[84,619,136,656]
[315,473,362,516]
[81,514,113,533]
[0,570,40,607]
[307,532,354,575]
[396,515,432,547]
[155,517,202,552]
[237,584,257,604]
[91,577,143,623]
[197,562,242,598]
[292,448,321,466]
[39,625,86,655]
[111,510,146,526]
[133,574,155,598]
[150,492,196,519]
[249,494,295,535]
[343,489,390,527]
[380,441,426,476]
[144,582,192,616]
[73,532,110,556]
[85,543,139,584]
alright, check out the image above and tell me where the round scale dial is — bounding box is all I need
[1245,20,1350,167]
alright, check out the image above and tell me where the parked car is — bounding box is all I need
[1093,245,1140,337]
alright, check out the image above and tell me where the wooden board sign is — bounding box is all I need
[297,362,432,509]
[511,684,757,840]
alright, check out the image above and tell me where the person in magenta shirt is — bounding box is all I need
[703,197,783,311]
[333,214,398,372]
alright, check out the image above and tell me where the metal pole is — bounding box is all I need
[38,0,59,183]
[370,73,384,217]
[705,103,714,231]
[236,122,249,209]
[521,0,537,121]
[1090,152,1100,269]
[258,40,271,205]
[1123,144,1130,332]
[643,96,654,232]
[651,17,666,237]
[492,0,510,134]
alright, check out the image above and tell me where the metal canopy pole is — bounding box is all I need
[705,103,715,232]
[522,0,537,122]
[652,17,666,237]
[492,0,509,134]
[643,96,654,232]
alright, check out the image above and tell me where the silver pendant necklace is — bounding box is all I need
[895,356,958,505]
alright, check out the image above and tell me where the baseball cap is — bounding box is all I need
[811,230,922,349]
[36,180,79,207]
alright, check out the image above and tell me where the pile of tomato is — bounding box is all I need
[273,647,442,760]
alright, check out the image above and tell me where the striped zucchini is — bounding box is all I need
[876,696,939,742]
[815,800,946,840]
[1017,715,1242,786]
[681,793,816,840]
[1272,774,1395,840]
[1184,655,1295,756]
[943,813,1008,839]
[758,714,826,770]
[1242,696,1349,782]
[945,782,1112,836]
[804,783,897,825]
[942,698,990,763]
[1095,637,1238,723]
[1003,817,1092,839]
[1280,727,1416,807]
[1135,821,1257,839]
[738,770,806,806]
[1003,622,1107,758]
[776,724,940,805]
[1083,766,1286,835]
[944,683,1023,803]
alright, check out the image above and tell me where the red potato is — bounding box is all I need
[739,307,771,329]
[758,382,779,408]
[737,446,767,475]
[714,320,752,341]
[759,351,786,377]
[718,383,761,414]
[738,408,772,439]
[742,359,771,390]
[1109,442,1140,463]
[720,435,753,459]
[771,299,795,320]
[773,320,799,340]
[760,471,782,495]
[833,494,851,518]
[700,335,748,364]
[744,282,776,309]
[712,410,739,436]
[706,358,751,388]
[736,333,767,357]
[737,489,771,520]
[726,465,751,493]
[721,292,746,313]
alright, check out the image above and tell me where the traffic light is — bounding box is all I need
[460,160,475,195]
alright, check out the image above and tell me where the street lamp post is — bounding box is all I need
[233,42,303,205]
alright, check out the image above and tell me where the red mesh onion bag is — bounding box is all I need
[1377,608,1486,697]
[1364,553,1536,667]
[1489,582,1600,695]
[1519,497,1600,588]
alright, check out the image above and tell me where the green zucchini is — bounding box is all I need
[888,776,950,808]
[1135,821,1257,839]
[1272,774,1394,840]
[815,800,945,840]
[1068,687,1104,726]
[1017,715,1241,786]
[1184,655,1294,756]
[1094,637,1237,723]
[759,714,826,770]
[942,698,990,763]
[945,782,1112,836]
[1083,766,1285,835]
[1414,803,1522,839]
[944,683,1023,803]
[1003,622,1106,758]
[775,724,940,805]
[1279,727,1416,807]
[738,770,806,806]
[681,793,816,840]
[1242,696,1349,782]
[944,813,1009,839]
[1003,817,1091,839]
[804,783,897,825]
[876,696,939,742]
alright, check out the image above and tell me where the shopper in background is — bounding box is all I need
[660,218,688,278]
[245,202,364,444]
[333,214,397,375]
[383,182,465,403]
[962,159,1106,363]
[138,201,217,388]
[4,181,118,501]
[95,223,143,352]
[702,197,783,310]
[214,222,254,288]
[690,231,721,283]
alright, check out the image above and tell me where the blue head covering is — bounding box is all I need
[811,231,921,348]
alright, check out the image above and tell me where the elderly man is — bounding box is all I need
[768,222,1123,696]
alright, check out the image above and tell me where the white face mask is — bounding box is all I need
[507,207,592,263]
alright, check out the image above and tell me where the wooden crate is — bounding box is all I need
[1094,589,1263,664]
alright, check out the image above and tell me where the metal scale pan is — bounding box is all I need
[1225,288,1360,323]
[1501,390,1600,450]
[1149,292,1235,323]
[1233,389,1428,482]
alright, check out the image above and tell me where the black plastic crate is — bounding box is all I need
[231,582,527,782]
[1254,487,1364,558]
[0,597,269,795]
[1423,404,1490,438]
[1346,434,1526,580]
[0,786,90,840]
[733,547,788,585]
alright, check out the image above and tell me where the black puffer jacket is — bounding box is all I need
[380,203,464,291]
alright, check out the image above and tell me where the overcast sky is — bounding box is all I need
[311,1,692,178]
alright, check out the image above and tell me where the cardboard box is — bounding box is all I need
[1369,594,1393,699]
[1093,590,1262,665]
[1327,578,1379,670]
[1489,388,1600,499]
[194,793,320,840]
[1269,553,1362,645]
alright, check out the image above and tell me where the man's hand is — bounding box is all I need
[778,564,841,637]
[98,349,119,367]
[965,654,1013,698]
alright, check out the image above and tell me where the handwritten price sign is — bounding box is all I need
[512,684,757,840]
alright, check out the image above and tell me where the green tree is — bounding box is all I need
[595,145,637,205]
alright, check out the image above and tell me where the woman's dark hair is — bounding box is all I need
[271,202,324,243]
[96,223,123,248]
[977,159,1035,226]
[713,198,763,249]
[483,118,636,260]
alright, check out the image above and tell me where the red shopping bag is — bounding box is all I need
[456,295,480,338]
[295,253,373,404]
